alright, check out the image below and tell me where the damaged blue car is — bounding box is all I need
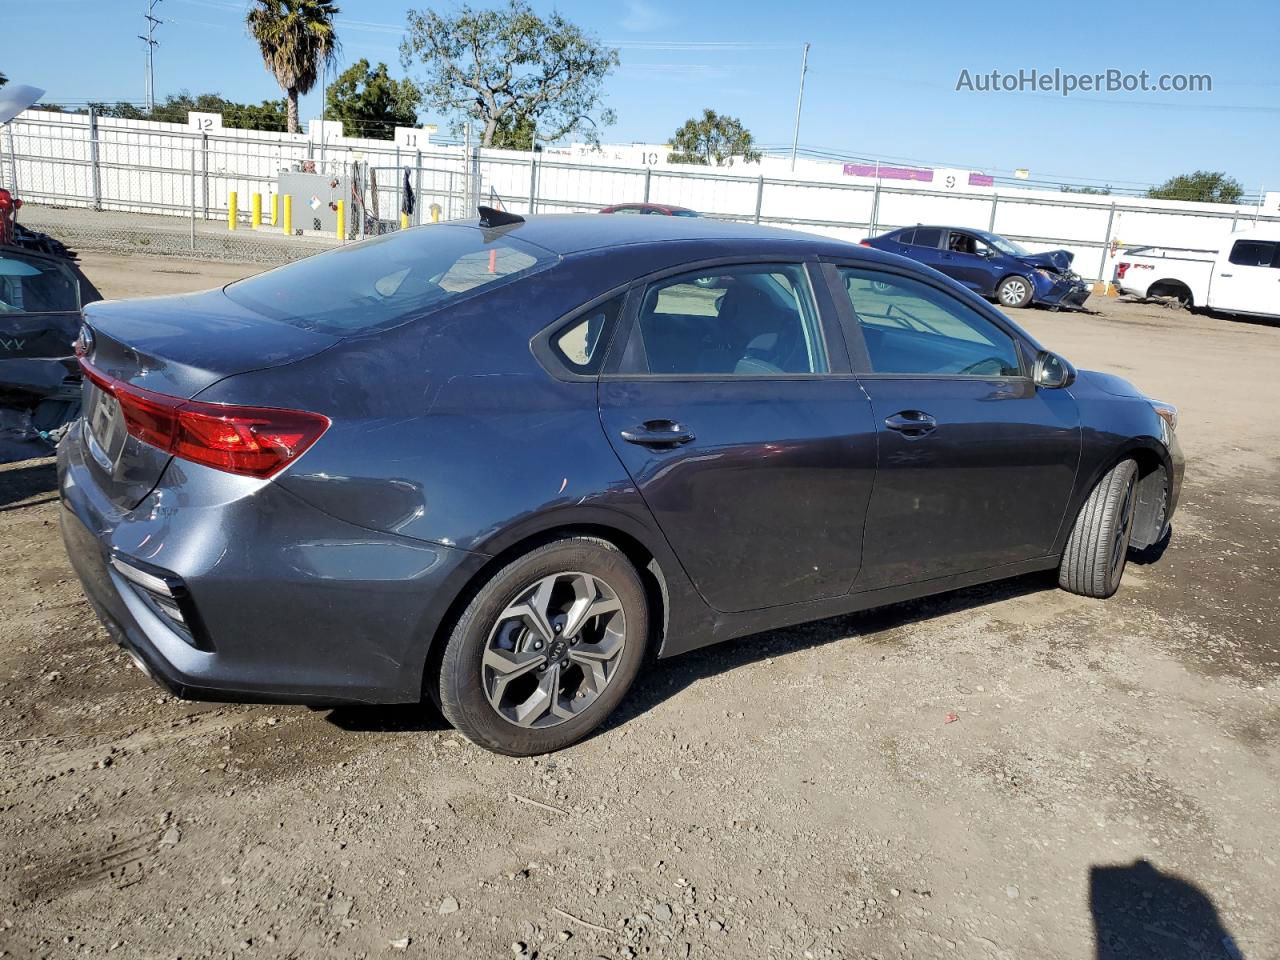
[862,225,1091,310]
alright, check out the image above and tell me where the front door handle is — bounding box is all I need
[884,410,937,438]
[620,420,696,447]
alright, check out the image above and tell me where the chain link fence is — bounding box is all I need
[6,111,1279,280]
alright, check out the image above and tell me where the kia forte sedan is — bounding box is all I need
[59,212,1182,755]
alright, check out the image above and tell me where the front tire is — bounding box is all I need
[997,275,1035,309]
[438,537,648,755]
[1059,459,1139,598]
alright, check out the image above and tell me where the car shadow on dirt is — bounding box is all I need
[1090,859,1247,959]
[0,458,58,509]
[317,573,1057,741]
[323,702,450,734]
[601,571,1058,735]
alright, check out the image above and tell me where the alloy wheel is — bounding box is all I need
[1001,279,1028,305]
[482,572,626,728]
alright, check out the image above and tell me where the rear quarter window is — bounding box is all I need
[224,226,556,335]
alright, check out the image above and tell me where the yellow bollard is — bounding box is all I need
[336,200,345,241]
[227,191,238,231]
[282,195,293,236]
[270,193,279,227]
[399,212,410,230]
[251,192,262,229]
[430,203,441,223]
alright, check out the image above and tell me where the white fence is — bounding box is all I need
[5,110,1278,281]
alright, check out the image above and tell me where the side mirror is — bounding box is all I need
[1034,350,1076,389]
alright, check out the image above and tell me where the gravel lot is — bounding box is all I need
[2,254,1277,960]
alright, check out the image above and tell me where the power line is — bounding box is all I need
[138,0,163,112]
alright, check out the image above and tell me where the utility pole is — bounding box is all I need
[789,42,810,173]
[138,0,163,113]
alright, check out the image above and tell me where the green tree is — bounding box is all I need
[667,109,761,166]
[325,59,420,140]
[246,0,339,133]
[491,113,537,150]
[1147,170,1243,204]
[0,72,7,89]
[87,93,288,130]
[401,0,618,147]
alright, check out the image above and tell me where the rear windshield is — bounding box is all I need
[0,251,80,313]
[224,225,557,335]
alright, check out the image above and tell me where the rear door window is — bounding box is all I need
[1228,239,1279,268]
[224,225,556,335]
[909,228,942,248]
[616,264,828,376]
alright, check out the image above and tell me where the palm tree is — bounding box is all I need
[246,0,340,134]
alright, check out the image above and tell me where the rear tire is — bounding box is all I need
[438,537,648,756]
[1059,459,1139,598]
[997,275,1035,309]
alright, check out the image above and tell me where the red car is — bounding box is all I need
[599,202,699,217]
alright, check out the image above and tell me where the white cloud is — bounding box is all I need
[621,0,669,33]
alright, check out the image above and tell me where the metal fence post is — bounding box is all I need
[471,143,481,213]
[462,123,472,216]
[6,125,18,199]
[88,107,102,211]
[1097,202,1118,286]
[415,149,422,225]
[988,194,999,231]
[869,180,881,235]
[643,166,652,203]
[189,146,197,251]
[754,175,764,225]
[528,137,538,215]
[201,132,209,221]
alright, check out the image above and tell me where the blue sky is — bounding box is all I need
[8,0,1279,192]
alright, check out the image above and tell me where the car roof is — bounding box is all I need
[470,212,860,256]
[605,202,692,211]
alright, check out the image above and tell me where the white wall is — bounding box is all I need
[6,110,1276,282]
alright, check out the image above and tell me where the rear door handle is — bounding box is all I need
[884,410,937,438]
[620,420,696,447]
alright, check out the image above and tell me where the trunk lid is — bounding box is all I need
[78,288,340,509]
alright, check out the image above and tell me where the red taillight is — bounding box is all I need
[79,359,330,478]
[1116,262,1130,280]
[860,240,872,246]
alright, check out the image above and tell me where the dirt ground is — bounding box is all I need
[1,253,1278,960]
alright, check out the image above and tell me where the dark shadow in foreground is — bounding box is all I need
[1091,859,1246,960]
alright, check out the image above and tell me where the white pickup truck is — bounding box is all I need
[1114,225,1280,319]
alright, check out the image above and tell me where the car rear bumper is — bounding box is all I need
[57,421,488,705]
